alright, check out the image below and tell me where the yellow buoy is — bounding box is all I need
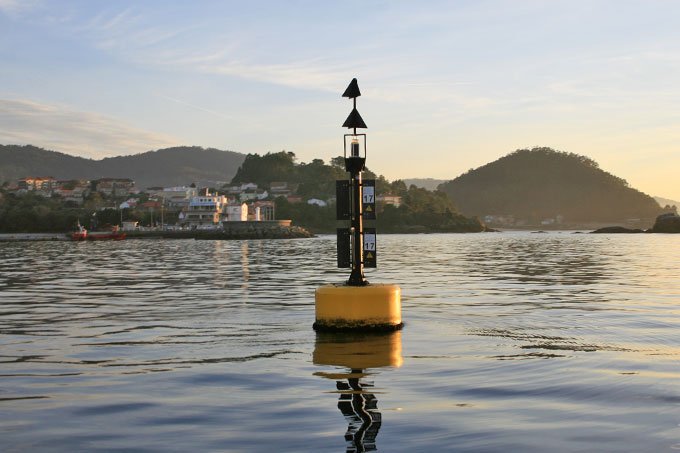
[314,283,402,331]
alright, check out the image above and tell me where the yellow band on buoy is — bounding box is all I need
[314,283,402,331]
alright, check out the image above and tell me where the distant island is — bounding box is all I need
[654,196,680,210]
[401,178,447,191]
[438,147,671,229]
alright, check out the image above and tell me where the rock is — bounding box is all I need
[591,226,645,233]
[650,214,680,233]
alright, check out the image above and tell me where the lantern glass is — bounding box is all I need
[344,134,367,160]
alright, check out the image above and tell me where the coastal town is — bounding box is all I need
[2,175,404,232]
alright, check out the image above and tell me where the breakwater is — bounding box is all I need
[0,233,70,241]
[0,221,313,241]
[127,221,313,240]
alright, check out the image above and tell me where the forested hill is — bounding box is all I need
[232,151,485,232]
[0,145,246,189]
[230,152,354,199]
[437,147,662,223]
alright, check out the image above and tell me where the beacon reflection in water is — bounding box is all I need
[313,331,402,452]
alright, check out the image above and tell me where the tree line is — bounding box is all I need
[233,151,485,233]
[0,192,174,233]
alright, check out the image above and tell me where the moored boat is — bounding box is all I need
[72,222,87,240]
[71,223,125,240]
[87,229,126,240]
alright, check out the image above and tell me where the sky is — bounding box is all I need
[1,0,679,200]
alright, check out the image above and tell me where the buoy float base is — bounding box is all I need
[314,283,402,331]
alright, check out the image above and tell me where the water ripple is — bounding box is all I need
[1,233,680,451]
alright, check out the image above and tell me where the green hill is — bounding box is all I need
[229,151,484,233]
[0,144,246,189]
[437,147,662,224]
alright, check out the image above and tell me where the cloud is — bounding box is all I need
[153,94,234,120]
[204,58,353,93]
[0,99,182,158]
[77,6,141,32]
[0,0,42,17]
[41,5,379,94]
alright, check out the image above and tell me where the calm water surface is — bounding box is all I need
[1,232,680,451]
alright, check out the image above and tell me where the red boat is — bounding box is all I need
[72,222,87,240]
[71,223,126,241]
[87,229,126,240]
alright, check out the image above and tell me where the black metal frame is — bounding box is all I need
[338,79,376,286]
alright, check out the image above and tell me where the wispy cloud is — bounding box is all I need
[78,7,140,32]
[0,99,182,158]
[0,0,42,17]
[205,58,353,93]
[38,5,377,94]
[154,93,234,120]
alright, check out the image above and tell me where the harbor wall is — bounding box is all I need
[0,233,69,241]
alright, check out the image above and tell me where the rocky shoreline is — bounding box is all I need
[591,214,680,234]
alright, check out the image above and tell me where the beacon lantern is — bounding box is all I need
[314,78,403,331]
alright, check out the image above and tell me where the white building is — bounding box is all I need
[240,188,268,201]
[119,198,138,209]
[122,221,138,231]
[240,182,258,191]
[227,182,258,195]
[18,177,57,192]
[147,186,199,209]
[162,186,198,198]
[376,193,402,207]
[225,203,248,221]
[307,198,327,207]
[181,190,230,227]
